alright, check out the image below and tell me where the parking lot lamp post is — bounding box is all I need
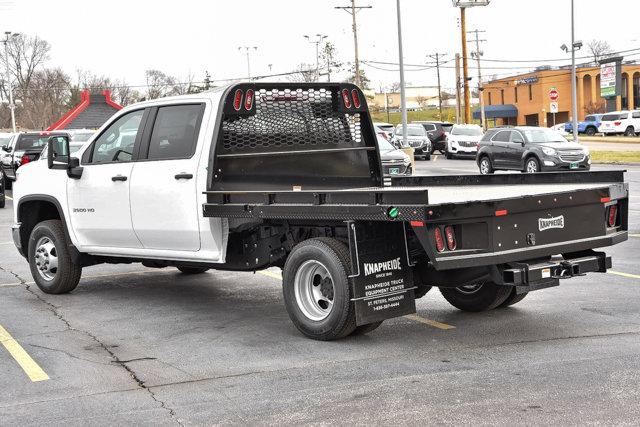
[396,0,407,146]
[238,46,257,81]
[560,0,581,143]
[304,34,327,82]
[3,31,19,132]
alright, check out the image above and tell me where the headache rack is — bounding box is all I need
[208,82,383,192]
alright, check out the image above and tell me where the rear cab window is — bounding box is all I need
[146,104,204,160]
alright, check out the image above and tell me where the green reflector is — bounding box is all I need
[388,207,399,218]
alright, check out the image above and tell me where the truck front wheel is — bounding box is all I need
[28,220,82,294]
[177,266,209,274]
[439,281,512,312]
[282,238,358,340]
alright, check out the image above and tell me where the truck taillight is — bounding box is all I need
[614,121,621,126]
[233,89,243,111]
[607,205,618,227]
[20,154,30,166]
[341,89,351,109]
[244,89,254,110]
[434,227,445,252]
[444,225,457,250]
[351,89,361,108]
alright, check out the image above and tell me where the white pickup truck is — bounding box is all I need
[12,83,628,340]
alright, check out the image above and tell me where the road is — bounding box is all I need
[1,158,639,425]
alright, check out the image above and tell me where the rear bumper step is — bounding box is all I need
[495,250,611,291]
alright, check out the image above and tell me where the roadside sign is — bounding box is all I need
[550,102,559,113]
[549,88,559,101]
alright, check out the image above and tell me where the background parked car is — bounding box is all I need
[393,124,432,160]
[412,121,452,154]
[598,110,640,136]
[446,124,483,159]
[68,129,96,153]
[0,164,5,208]
[0,132,17,188]
[564,114,602,135]
[476,126,590,174]
[377,134,412,177]
[0,131,70,185]
[373,122,395,141]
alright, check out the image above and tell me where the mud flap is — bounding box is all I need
[347,221,416,326]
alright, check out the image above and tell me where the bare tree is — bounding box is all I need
[144,69,184,100]
[588,40,613,64]
[319,42,342,81]
[388,82,401,93]
[288,63,317,83]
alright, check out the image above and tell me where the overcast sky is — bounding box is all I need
[4,0,639,93]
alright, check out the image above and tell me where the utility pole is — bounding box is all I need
[335,1,371,88]
[3,32,19,132]
[460,7,471,123]
[428,53,447,121]
[455,53,462,124]
[304,34,327,82]
[468,29,486,129]
[395,0,408,146]
[238,46,257,80]
[570,0,578,143]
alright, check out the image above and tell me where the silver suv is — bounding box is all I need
[392,124,432,160]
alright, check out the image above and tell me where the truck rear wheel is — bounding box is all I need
[282,238,358,340]
[28,220,82,294]
[177,266,209,274]
[497,288,528,308]
[439,281,511,312]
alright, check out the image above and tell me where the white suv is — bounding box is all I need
[598,110,640,136]
[446,124,484,159]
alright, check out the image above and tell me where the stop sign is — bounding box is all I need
[549,88,559,101]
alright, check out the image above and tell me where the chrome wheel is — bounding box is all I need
[480,158,490,174]
[294,260,335,321]
[456,283,484,295]
[526,159,539,173]
[34,237,58,281]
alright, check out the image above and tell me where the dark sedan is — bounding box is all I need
[476,126,591,174]
[0,131,70,184]
[377,135,412,176]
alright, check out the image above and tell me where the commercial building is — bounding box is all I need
[478,63,640,127]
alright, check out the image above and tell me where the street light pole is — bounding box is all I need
[570,0,579,143]
[304,34,327,82]
[396,0,408,146]
[460,7,471,124]
[238,46,257,81]
[3,31,18,132]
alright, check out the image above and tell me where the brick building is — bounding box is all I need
[478,64,640,127]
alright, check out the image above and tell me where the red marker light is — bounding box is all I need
[244,89,254,110]
[607,205,618,227]
[444,225,457,251]
[495,209,508,217]
[600,197,611,203]
[341,89,351,108]
[410,221,424,227]
[351,89,361,108]
[233,89,243,111]
[434,227,445,252]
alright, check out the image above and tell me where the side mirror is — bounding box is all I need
[47,136,70,170]
[1,145,10,152]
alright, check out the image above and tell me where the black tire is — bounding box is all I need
[624,126,635,137]
[585,126,596,136]
[282,237,357,340]
[524,157,540,173]
[479,156,493,174]
[425,154,431,161]
[497,288,528,308]
[351,321,383,335]
[439,281,512,312]
[28,220,82,294]
[445,151,452,159]
[2,172,11,190]
[177,266,209,274]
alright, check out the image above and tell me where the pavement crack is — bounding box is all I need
[26,343,111,366]
[113,357,157,364]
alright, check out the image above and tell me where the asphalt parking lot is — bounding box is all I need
[1,158,640,425]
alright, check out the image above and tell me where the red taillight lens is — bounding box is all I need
[233,89,243,111]
[244,89,254,110]
[351,89,361,108]
[341,89,351,108]
[607,205,618,227]
[614,121,622,126]
[434,227,445,252]
[20,154,30,166]
[444,225,457,251]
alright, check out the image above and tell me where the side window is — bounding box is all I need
[425,124,436,131]
[492,130,511,142]
[147,104,202,160]
[89,110,144,164]
[510,131,524,143]
[632,111,640,119]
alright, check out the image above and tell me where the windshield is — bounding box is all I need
[452,126,483,136]
[377,125,394,132]
[16,134,65,151]
[601,114,621,121]
[396,126,425,136]
[71,132,94,142]
[376,135,396,151]
[521,128,567,143]
[441,124,453,133]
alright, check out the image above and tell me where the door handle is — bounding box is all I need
[111,175,127,182]
[174,173,193,180]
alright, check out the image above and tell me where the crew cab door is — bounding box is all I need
[67,109,147,248]
[129,104,205,251]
